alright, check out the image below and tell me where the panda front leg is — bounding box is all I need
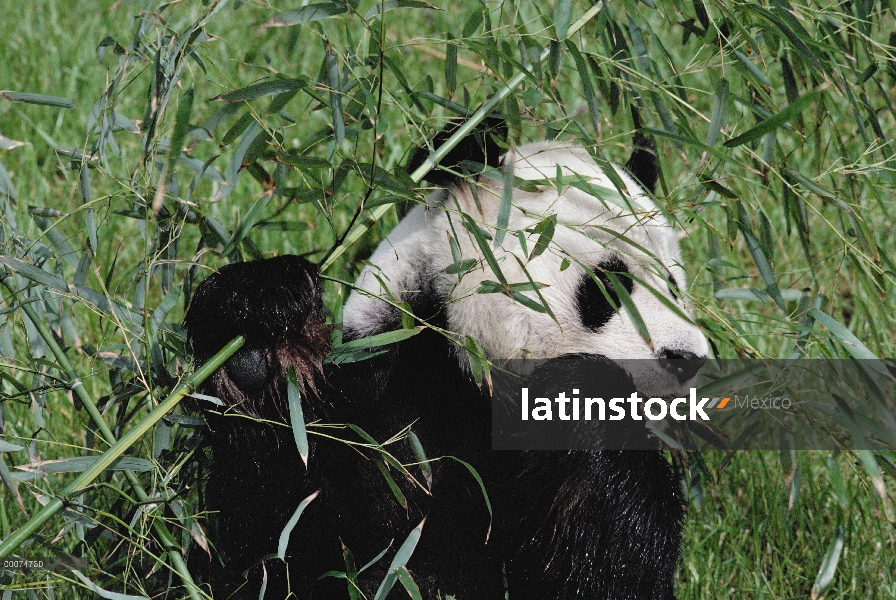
[495,356,685,599]
[185,255,345,598]
[499,450,684,600]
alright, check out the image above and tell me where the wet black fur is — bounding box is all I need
[186,122,684,599]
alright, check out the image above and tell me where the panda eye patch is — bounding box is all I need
[576,256,633,331]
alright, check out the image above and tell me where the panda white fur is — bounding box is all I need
[346,140,707,394]
[185,123,708,599]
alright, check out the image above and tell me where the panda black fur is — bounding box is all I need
[185,119,708,599]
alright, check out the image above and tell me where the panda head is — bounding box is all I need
[344,140,708,397]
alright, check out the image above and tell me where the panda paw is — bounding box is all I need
[185,255,331,420]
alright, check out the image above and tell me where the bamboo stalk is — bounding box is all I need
[320,3,603,273]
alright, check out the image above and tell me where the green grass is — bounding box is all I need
[0,0,895,598]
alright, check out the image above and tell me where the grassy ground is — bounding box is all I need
[0,0,894,598]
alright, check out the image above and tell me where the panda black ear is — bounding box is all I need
[624,106,659,194]
[406,116,508,187]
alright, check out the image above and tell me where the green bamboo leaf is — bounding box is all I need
[0,257,67,294]
[168,87,194,175]
[621,271,698,326]
[825,453,849,510]
[0,91,76,109]
[277,489,321,561]
[730,49,772,88]
[464,335,489,386]
[54,147,96,162]
[810,525,844,597]
[553,0,571,40]
[217,119,261,202]
[854,450,893,520]
[29,212,79,267]
[494,151,514,247]
[365,0,436,18]
[726,199,738,242]
[220,111,254,146]
[706,79,729,146]
[476,280,504,294]
[607,272,651,347]
[345,425,382,448]
[287,368,310,468]
[445,258,477,275]
[395,567,423,600]
[449,234,462,263]
[0,135,27,150]
[788,460,802,511]
[780,56,801,117]
[340,542,361,600]
[373,518,425,600]
[213,78,308,103]
[357,545,391,575]
[354,426,413,474]
[740,4,825,70]
[335,327,423,351]
[0,440,24,453]
[0,161,16,201]
[446,456,492,540]
[356,163,413,194]
[258,565,268,599]
[462,7,484,38]
[463,214,507,285]
[725,91,820,147]
[527,215,556,261]
[517,229,528,258]
[79,167,97,254]
[511,291,547,313]
[785,168,836,198]
[699,176,738,199]
[220,193,273,256]
[445,35,457,95]
[264,3,347,27]
[152,419,171,461]
[548,39,561,80]
[399,301,415,330]
[326,47,344,153]
[0,454,25,513]
[408,430,432,488]
[809,308,880,362]
[715,288,807,303]
[71,570,147,600]
[374,459,408,509]
[565,42,600,137]
[149,285,181,333]
[15,457,154,474]
[741,229,786,312]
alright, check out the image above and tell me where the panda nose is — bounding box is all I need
[658,349,706,384]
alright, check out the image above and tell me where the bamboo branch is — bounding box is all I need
[320,3,603,273]
[0,271,243,600]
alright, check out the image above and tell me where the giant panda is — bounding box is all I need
[184,117,709,599]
